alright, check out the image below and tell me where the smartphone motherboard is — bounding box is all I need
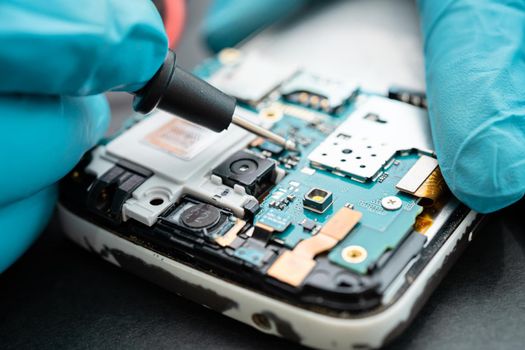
[60,49,473,314]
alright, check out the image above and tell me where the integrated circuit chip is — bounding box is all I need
[301,218,317,232]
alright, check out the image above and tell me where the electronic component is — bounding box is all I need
[267,207,362,286]
[396,155,438,194]
[257,209,292,233]
[280,72,359,113]
[208,52,297,106]
[258,140,284,156]
[180,203,221,229]
[303,188,333,213]
[300,218,317,232]
[300,167,316,175]
[308,96,434,181]
[312,122,335,135]
[396,155,447,206]
[161,197,238,241]
[270,101,326,124]
[269,193,295,210]
[388,87,427,109]
[412,167,448,207]
[278,152,301,169]
[212,150,277,197]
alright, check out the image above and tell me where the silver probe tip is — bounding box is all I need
[284,139,297,151]
[231,114,297,152]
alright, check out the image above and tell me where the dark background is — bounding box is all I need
[2,1,525,349]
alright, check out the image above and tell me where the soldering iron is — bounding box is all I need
[132,50,296,151]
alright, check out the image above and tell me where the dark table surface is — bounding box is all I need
[2,2,525,349]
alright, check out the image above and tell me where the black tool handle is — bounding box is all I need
[133,50,236,132]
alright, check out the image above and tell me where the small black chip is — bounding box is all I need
[301,218,317,231]
[388,87,427,109]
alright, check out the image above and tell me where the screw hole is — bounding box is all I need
[341,159,346,162]
[322,153,327,156]
[149,198,164,206]
[252,313,271,330]
[356,156,361,160]
[360,165,366,168]
[342,149,352,154]
[371,154,377,157]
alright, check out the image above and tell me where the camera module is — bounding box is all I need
[213,150,277,197]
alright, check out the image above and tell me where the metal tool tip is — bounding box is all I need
[284,140,297,151]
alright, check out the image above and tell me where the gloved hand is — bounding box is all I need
[0,0,168,272]
[203,0,309,53]
[418,0,525,213]
[205,0,525,214]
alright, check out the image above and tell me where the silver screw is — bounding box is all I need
[381,196,402,210]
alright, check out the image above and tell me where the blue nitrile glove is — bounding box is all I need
[418,0,525,213]
[206,0,525,214]
[0,0,168,273]
[203,0,310,53]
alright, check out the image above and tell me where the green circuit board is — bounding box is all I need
[252,113,422,274]
[192,51,432,277]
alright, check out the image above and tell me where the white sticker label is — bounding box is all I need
[144,117,218,160]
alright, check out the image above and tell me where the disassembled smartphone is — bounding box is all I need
[59,48,482,349]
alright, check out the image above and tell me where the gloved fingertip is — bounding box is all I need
[456,192,523,214]
[203,0,309,53]
[418,0,525,213]
[0,186,57,273]
[440,114,525,213]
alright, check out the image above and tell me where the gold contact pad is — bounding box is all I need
[294,234,338,259]
[267,207,362,287]
[320,207,362,240]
